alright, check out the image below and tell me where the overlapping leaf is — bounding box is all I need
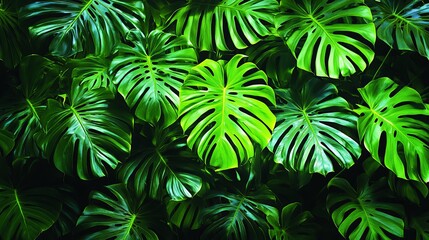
[70,55,114,91]
[202,186,277,240]
[76,184,162,239]
[276,0,376,78]
[167,197,205,230]
[372,0,429,59]
[267,202,316,240]
[0,55,59,158]
[327,176,404,239]
[355,77,429,182]
[112,30,197,128]
[22,0,145,56]
[0,0,24,68]
[41,84,133,180]
[268,79,361,175]
[179,54,276,171]
[168,0,278,51]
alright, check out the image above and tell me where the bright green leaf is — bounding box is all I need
[276,0,376,78]
[268,79,361,175]
[179,54,276,171]
[355,77,429,182]
[168,0,278,51]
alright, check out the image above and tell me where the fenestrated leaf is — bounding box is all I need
[179,54,276,171]
[119,125,203,201]
[76,184,163,239]
[22,0,145,56]
[372,0,429,59]
[268,79,361,175]
[167,0,278,51]
[0,185,61,240]
[0,129,14,157]
[355,77,429,182]
[276,0,376,78]
[267,202,316,240]
[327,175,404,240]
[202,185,277,240]
[70,55,115,91]
[41,83,133,180]
[111,29,197,128]
[0,55,60,158]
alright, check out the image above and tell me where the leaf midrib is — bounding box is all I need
[122,213,136,240]
[14,189,28,232]
[70,106,95,150]
[60,0,94,38]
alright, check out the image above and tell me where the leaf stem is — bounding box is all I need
[372,47,392,81]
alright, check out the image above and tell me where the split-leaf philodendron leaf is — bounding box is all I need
[355,77,429,182]
[179,54,276,171]
[276,0,376,78]
[42,84,133,180]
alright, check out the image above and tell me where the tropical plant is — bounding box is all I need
[1,0,429,239]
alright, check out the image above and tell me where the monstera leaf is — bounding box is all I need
[119,125,203,201]
[268,79,361,175]
[267,202,316,240]
[355,77,429,182]
[372,0,429,59]
[327,175,405,239]
[76,184,163,239]
[167,196,205,230]
[388,171,428,205]
[111,30,197,128]
[410,213,429,240]
[0,129,14,157]
[167,0,278,51]
[0,55,59,158]
[179,54,276,171]
[70,55,114,91]
[22,0,145,56]
[202,185,277,240]
[276,0,376,78]
[41,83,133,180]
[246,37,296,88]
[0,184,61,240]
[0,0,24,68]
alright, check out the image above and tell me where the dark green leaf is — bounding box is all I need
[42,84,133,179]
[111,30,197,128]
[22,0,145,56]
[0,185,61,240]
[372,0,429,59]
[76,184,163,239]
[327,175,404,239]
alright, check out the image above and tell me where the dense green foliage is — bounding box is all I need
[1,0,429,239]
